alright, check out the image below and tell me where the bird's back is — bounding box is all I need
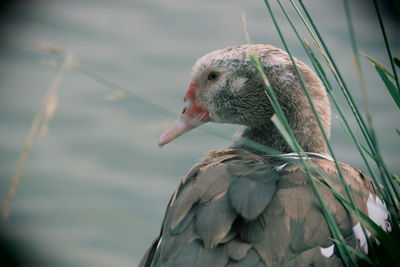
[140,148,386,267]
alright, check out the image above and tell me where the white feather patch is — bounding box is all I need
[274,163,288,172]
[353,222,369,254]
[367,194,391,232]
[351,194,391,255]
[320,244,335,258]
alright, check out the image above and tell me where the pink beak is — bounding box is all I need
[159,88,211,147]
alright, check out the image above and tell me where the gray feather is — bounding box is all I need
[254,210,291,266]
[289,219,312,254]
[170,206,196,235]
[157,221,198,264]
[164,185,201,231]
[227,248,262,267]
[200,166,232,203]
[172,240,229,267]
[240,216,265,244]
[228,167,279,220]
[225,239,252,261]
[227,160,260,176]
[220,230,236,244]
[195,191,237,249]
[165,165,232,231]
[254,262,267,267]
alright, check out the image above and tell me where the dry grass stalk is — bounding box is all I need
[2,49,76,219]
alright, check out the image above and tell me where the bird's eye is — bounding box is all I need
[207,71,220,81]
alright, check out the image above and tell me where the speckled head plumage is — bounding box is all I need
[159,44,331,154]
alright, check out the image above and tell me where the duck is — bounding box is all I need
[139,44,390,267]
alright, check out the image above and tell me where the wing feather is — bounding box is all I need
[225,239,252,261]
[140,150,384,267]
[195,191,237,249]
[227,248,264,267]
[228,166,279,220]
[172,240,229,267]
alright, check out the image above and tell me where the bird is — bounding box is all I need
[139,44,390,267]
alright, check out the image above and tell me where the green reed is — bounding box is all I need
[261,0,399,265]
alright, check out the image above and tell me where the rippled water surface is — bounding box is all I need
[0,0,399,266]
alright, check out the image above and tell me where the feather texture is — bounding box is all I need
[140,149,382,266]
[228,165,279,220]
[195,191,236,249]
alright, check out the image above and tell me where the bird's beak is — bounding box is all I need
[158,100,211,147]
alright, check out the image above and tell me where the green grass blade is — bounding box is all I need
[292,0,378,162]
[329,238,372,264]
[394,57,400,69]
[262,1,357,265]
[276,0,378,192]
[270,114,297,151]
[305,42,389,203]
[273,0,365,225]
[249,53,302,153]
[371,0,400,92]
[361,53,400,108]
[342,0,372,122]
[302,39,383,188]
[337,118,375,161]
[266,1,400,263]
[362,53,396,80]
[374,65,400,108]
[297,0,400,218]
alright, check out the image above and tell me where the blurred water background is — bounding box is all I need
[0,0,399,266]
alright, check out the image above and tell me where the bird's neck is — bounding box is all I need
[231,114,328,155]
[230,65,331,156]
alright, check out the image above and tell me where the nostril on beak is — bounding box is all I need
[181,107,187,114]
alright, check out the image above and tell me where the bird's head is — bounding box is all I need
[159,44,330,152]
